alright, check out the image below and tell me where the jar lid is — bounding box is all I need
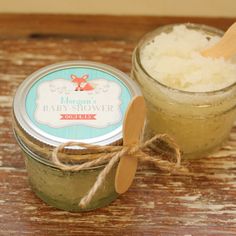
[13,61,141,150]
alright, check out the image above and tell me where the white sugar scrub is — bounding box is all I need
[132,23,236,158]
[140,25,236,92]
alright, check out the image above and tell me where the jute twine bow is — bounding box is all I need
[52,134,189,209]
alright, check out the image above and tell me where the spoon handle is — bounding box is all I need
[115,96,146,194]
[201,22,236,59]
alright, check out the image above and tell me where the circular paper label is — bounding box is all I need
[25,67,132,141]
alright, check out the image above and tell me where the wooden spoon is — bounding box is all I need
[115,96,146,194]
[201,22,236,59]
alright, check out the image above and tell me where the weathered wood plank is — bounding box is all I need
[0,14,235,41]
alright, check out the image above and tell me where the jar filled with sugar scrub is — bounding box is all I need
[132,23,236,158]
[12,61,141,211]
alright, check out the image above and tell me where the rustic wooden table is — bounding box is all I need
[1,14,236,236]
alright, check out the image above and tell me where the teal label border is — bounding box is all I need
[25,67,131,140]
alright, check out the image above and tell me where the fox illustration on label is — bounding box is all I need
[71,74,94,91]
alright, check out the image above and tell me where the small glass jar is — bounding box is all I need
[13,61,141,211]
[132,23,236,158]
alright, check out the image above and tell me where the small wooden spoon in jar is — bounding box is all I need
[201,22,236,59]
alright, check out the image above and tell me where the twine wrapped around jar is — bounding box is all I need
[51,133,189,208]
[13,110,189,208]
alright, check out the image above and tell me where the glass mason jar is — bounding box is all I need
[132,23,236,158]
[14,131,119,212]
[13,61,141,211]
